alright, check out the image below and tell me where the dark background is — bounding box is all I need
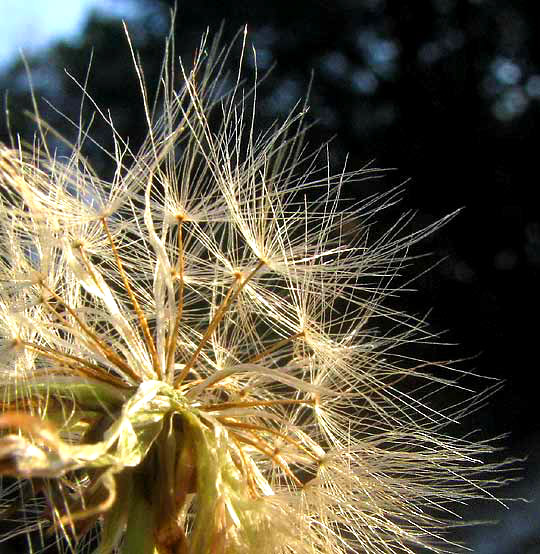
[0,1,538,552]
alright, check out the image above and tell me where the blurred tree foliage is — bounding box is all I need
[2,1,538,178]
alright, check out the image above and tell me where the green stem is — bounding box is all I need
[121,473,157,554]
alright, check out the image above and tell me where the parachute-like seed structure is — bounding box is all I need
[0,23,509,554]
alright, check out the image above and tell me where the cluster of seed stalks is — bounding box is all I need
[0,24,507,554]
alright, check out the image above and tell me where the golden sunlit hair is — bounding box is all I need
[0,16,509,554]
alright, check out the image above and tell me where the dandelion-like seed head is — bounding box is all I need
[0,22,507,554]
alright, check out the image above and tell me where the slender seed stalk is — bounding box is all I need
[40,282,139,382]
[166,220,185,379]
[175,260,265,387]
[102,217,162,379]
[248,331,305,364]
